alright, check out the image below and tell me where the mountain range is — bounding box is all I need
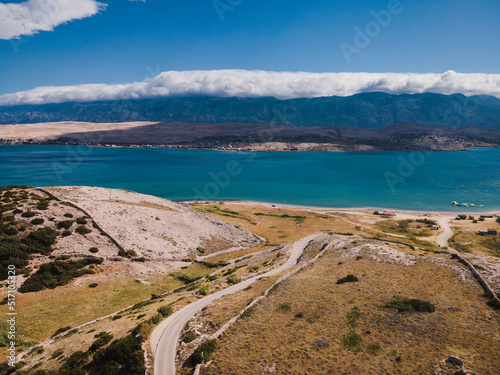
[1,92,500,129]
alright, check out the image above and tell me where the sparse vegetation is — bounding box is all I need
[20,257,103,293]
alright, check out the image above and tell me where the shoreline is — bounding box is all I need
[0,142,497,153]
[184,200,500,216]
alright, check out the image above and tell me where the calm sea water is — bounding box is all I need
[0,145,498,212]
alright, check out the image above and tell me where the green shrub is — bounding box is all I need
[62,230,72,237]
[89,247,99,253]
[196,247,205,254]
[118,249,129,258]
[75,225,91,235]
[51,348,64,359]
[336,274,359,284]
[182,332,196,343]
[226,275,241,284]
[89,332,113,351]
[75,217,88,225]
[57,220,74,230]
[36,200,49,210]
[366,342,382,354]
[170,272,203,283]
[89,283,98,288]
[185,339,218,367]
[384,297,435,313]
[52,326,71,338]
[30,218,44,225]
[4,227,18,236]
[22,226,59,255]
[198,285,210,295]
[158,305,173,317]
[90,334,145,374]
[63,213,73,218]
[21,210,36,218]
[277,303,291,313]
[20,257,102,293]
[126,249,137,257]
[341,331,363,350]
[346,306,362,327]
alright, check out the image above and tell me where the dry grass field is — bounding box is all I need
[449,217,500,256]
[200,238,500,375]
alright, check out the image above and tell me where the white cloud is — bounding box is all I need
[0,0,107,40]
[0,70,499,106]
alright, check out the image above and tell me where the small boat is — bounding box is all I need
[451,201,484,208]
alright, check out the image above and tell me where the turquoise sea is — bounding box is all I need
[0,145,498,212]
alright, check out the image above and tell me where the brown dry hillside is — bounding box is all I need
[201,238,500,375]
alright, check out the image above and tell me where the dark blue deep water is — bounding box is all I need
[0,145,498,212]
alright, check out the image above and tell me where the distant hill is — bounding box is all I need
[1,92,500,129]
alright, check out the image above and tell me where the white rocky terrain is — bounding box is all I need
[45,186,261,261]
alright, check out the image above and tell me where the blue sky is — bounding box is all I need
[0,0,499,97]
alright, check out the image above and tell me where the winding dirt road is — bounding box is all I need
[151,233,322,375]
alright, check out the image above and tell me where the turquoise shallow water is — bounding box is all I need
[0,145,498,212]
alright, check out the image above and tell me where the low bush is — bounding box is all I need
[57,220,74,230]
[90,333,145,374]
[75,225,92,235]
[277,303,291,313]
[75,217,88,225]
[36,200,49,210]
[89,283,98,288]
[63,213,73,218]
[51,348,64,359]
[182,332,196,343]
[4,227,18,236]
[226,275,241,284]
[170,272,203,283]
[89,332,113,352]
[20,257,103,293]
[52,326,71,338]
[341,331,363,350]
[21,210,36,218]
[185,339,218,367]
[366,342,382,354]
[158,305,173,317]
[384,297,435,313]
[61,230,72,237]
[30,218,44,225]
[198,285,210,295]
[346,306,362,328]
[89,247,99,253]
[336,274,359,284]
